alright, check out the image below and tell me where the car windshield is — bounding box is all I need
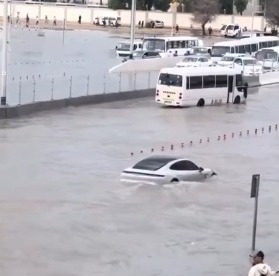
[118,43,130,50]
[221,25,227,30]
[227,25,234,30]
[211,46,230,57]
[255,51,278,61]
[193,48,208,54]
[243,59,258,65]
[221,56,235,61]
[182,57,198,62]
[158,73,182,87]
[133,157,176,171]
[143,38,165,51]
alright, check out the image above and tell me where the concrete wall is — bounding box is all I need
[0,88,154,119]
[1,3,267,31]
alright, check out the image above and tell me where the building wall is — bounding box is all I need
[0,3,267,31]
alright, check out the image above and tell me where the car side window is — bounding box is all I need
[170,161,199,171]
[234,58,242,65]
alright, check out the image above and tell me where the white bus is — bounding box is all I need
[142,36,203,57]
[155,67,247,107]
[211,36,279,62]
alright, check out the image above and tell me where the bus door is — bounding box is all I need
[227,75,234,103]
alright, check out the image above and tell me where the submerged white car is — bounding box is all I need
[121,155,216,184]
[175,56,213,68]
[217,53,248,67]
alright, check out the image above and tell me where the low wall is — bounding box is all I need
[244,76,260,88]
[0,3,267,31]
[259,71,279,86]
[0,88,154,119]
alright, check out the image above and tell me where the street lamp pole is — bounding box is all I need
[129,0,136,56]
[1,0,8,105]
[251,0,255,32]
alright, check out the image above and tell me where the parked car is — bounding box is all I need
[217,53,249,67]
[175,56,213,68]
[232,57,263,76]
[145,19,164,28]
[121,155,217,184]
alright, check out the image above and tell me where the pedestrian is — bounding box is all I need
[53,16,56,26]
[141,20,144,28]
[248,251,279,276]
[26,13,29,28]
[36,16,39,25]
[78,15,82,24]
[45,15,48,24]
[16,12,20,24]
[138,20,141,29]
[208,26,212,37]
[175,24,179,34]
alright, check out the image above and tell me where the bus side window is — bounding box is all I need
[231,47,235,53]
[259,42,263,49]
[251,44,257,52]
[189,76,202,89]
[203,75,216,88]
[238,45,245,53]
[181,41,186,48]
[216,75,228,88]
[139,44,142,49]
[235,46,239,53]
[244,44,251,53]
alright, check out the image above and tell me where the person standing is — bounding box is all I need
[78,15,82,24]
[26,13,29,28]
[53,16,57,26]
[248,251,279,276]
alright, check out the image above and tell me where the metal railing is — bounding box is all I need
[6,71,159,106]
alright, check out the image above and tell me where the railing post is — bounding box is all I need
[18,77,22,105]
[148,71,151,88]
[86,75,90,96]
[51,77,54,100]
[103,72,106,94]
[118,72,122,92]
[32,77,36,102]
[133,71,136,90]
[69,76,72,98]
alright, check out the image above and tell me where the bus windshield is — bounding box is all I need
[118,43,130,50]
[143,39,165,51]
[158,73,182,87]
[211,46,231,57]
[255,51,278,61]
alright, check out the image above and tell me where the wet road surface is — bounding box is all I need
[0,85,279,276]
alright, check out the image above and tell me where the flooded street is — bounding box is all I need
[1,85,279,276]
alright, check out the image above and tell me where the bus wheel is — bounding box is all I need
[197,98,205,107]
[233,96,241,104]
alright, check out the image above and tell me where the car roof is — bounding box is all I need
[184,55,206,58]
[141,155,179,162]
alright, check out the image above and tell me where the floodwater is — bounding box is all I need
[3,28,226,105]
[1,84,279,276]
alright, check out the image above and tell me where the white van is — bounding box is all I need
[116,40,143,57]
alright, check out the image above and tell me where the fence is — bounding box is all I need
[6,71,159,106]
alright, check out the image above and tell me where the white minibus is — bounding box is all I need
[155,67,247,107]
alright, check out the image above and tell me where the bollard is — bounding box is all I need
[86,75,90,96]
[171,145,174,150]
[275,124,278,130]
[190,141,193,146]
[69,76,73,98]
[148,72,151,89]
[262,127,264,133]
[181,143,184,148]
[18,80,22,105]
[199,139,202,144]
[119,72,122,92]
[32,79,36,102]
[247,130,249,135]
[51,78,54,100]
[161,146,164,151]
[223,134,226,140]
[133,71,136,90]
[26,75,28,80]
[140,150,143,154]
[131,152,134,156]
[232,132,234,138]
[207,138,210,143]
[269,126,271,133]
[103,73,106,94]
[240,131,242,137]
[255,128,258,135]
[218,136,220,141]
[151,148,154,152]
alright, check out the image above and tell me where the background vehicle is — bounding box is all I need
[225,24,242,38]
[175,56,213,68]
[232,57,263,76]
[217,53,248,67]
[155,67,247,107]
[146,19,164,28]
[122,50,160,61]
[255,47,279,70]
[121,155,216,184]
[116,40,143,57]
